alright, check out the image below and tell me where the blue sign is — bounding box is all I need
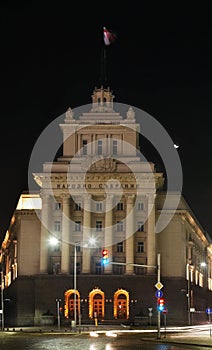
[155,290,163,298]
[206,308,212,314]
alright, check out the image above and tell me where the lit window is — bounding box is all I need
[54,221,61,232]
[96,220,102,232]
[82,140,87,155]
[138,221,144,232]
[75,221,81,232]
[112,140,118,155]
[199,273,203,287]
[75,203,81,211]
[97,140,102,155]
[137,241,144,253]
[117,221,124,232]
[96,202,103,211]
[138,202,144,211]
[117,202,124,211]
[117,242,123,253]
[55,202,61,210]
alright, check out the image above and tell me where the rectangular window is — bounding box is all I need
[138,241,144,253]
[50,257,61,275]
[55,202,61,210]
[113,265,124,275]
[97,140,102,155]
[75,242,81,252]
[117,202,124,211]
[54,221,61,232]
[96,220,102,232]
[117,221,124,232]
[96,202,103,211]
[138,202,144,211]
[82,140,87,155]
[138,221,144,232]
[75,203,81,211]
[76,262,81,274]
[112,140,118,155]
[96,262,102,275]
[117,242,123,253]
[75,221,81,231]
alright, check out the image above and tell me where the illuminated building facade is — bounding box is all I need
[1,87,212,326]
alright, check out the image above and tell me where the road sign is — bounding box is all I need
[155,290,163,298]
[149,312,153,317]
[155,281,163,290]
[162,308,168,314]
[206,308,212,314]
[148,307,153,312]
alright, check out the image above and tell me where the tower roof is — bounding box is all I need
[91,86,114,112]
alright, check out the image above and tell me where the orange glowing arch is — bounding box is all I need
[89,288,105,319]
[114,289,129,319]
[64,289,80,318]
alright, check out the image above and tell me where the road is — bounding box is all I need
[0,326,212,350]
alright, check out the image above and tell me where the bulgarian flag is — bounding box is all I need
[103,27,116,46]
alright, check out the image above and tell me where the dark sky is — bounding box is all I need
[0,2,211,242]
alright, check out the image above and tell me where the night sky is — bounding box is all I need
[0,2,211,242]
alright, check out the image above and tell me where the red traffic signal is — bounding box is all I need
[157,298,165,311]
[102,249,108,265]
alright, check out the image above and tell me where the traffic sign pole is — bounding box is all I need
[157,253,161,339]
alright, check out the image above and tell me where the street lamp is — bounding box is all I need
[73,243,78,328]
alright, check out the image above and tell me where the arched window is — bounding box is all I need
[64,289,80,319]
[89,288,105,319]
[114,289,129,319]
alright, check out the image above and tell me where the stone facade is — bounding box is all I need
[1,87,212,326]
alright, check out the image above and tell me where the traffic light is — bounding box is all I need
[157,298,165,311]
[102,249,108,265]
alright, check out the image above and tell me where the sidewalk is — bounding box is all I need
[141,330,212,347]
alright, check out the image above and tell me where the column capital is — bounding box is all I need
[41,193,51,205]
[126,194,135,206]
[147,194,156,205]
[106,194,114,202]
[82,193,92,201]
[61,194,70,205]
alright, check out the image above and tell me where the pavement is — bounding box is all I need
[1,324,212,347]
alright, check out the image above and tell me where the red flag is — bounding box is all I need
[103,27,116,46]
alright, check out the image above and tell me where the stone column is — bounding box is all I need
[40,194,50,273]
[146,194,156,273]
[125,195,135,274]
[104,194,113,273]
[82,194,91,273]
[61,195,70,274]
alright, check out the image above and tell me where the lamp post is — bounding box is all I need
[74,243,77,328]
[56,298,61,330]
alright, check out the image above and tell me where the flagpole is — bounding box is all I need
[103,46,107,86]
[100,46,107,87]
